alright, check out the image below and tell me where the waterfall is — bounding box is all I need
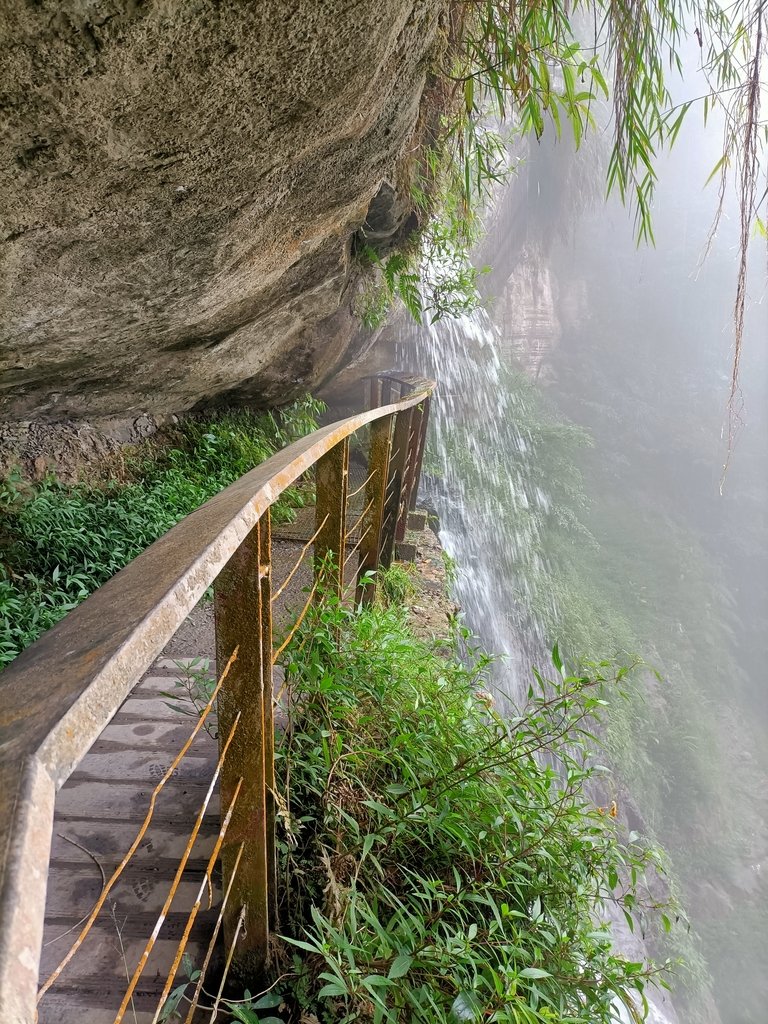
[395,296,682,1024]
[380,50,768,1017]
[396,305,553,709]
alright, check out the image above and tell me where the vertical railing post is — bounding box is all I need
[395,395,430,542]
[368,376,382,411]
[400,403,423,521]
[379,408,412,569]
[314,438,350,600]
[356,414,394,602]
[260,511,277,929]
[214,512,273,982]
[408,395,431,511]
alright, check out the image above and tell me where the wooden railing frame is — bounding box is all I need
[0,376,433,1024]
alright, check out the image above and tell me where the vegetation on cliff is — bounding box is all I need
[255,587,677,1023]
[0,399,322,669]
[369,0,765,457]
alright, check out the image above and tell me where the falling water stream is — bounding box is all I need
[398,307,551,708]
[386,99,767,1024]
[395,302,684,1024]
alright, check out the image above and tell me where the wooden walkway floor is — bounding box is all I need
[35,526,359,1023]
[37,658,221,1024]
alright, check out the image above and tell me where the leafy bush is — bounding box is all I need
[274,597,675,1023]
[0,398,323,669]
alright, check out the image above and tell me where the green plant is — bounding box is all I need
[441,549,459,586]
[379,561,419,605]
[355,182,488,328]
[0,468,32,513]
[161,657,217,733]
[357,245,426,325]
[0,398,324,670]
[157,954,201,1022]
[356,279,393,330]
[222,990,284,1024]
[157,953,285,1023]
[449,1,765,247]
[273,596,678,1024]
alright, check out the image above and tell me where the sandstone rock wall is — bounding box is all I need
[0,0,445,420]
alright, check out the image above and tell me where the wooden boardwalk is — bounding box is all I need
[35,528,354,1023]
[37,658,221,1024]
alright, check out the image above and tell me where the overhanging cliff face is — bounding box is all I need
[0,1,444,420]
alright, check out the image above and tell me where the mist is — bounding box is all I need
[389,80,768,1024]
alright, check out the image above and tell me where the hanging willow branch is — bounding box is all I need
[720,2,765,487]
[440,0,767,478]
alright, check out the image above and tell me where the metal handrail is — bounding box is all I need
[0,378,434,1023]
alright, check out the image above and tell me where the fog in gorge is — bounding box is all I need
[389,91,768,1024]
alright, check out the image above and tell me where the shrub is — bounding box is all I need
[274,598,675,1023]
[0,398,323,669]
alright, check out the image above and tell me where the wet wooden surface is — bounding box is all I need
[37,659,221,1024]
[35,528,361,1023]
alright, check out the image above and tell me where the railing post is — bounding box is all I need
[400,404,422,516]
[368,376,382,411]
[260,511,277,930]
[314,438,350,600]
[395,396,430,542]
[356,414,394,602]
[408,395,431,511]
[214,512,273,982]
[379,408,412,569]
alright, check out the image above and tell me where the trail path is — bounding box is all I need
[36,511,446,1023]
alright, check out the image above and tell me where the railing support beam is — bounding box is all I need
[379,408,412,569]
[397,399,426,541]
[314,438,350,600]
[408,395,430,513]
[356,414,394,602]
[214,513,273,982]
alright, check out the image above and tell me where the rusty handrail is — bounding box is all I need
[0,378,434,1023]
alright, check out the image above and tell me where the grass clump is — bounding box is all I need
[274,595,676,1024]
[0,398,323,669]
[378,561,419,606]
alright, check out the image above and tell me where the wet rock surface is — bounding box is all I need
[402,522,458,641]
[0,412,171,482]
